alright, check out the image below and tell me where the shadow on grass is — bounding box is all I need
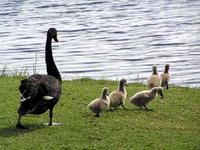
[83,107,156,119]
[105,108,154,113]
[0,124,45,137]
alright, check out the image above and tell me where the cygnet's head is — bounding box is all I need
[151,87,164,99]
[164,64,170,73]
[102,87,109,96]
[152,65,158,75]
[156,87,164,99]
[120,79,128,87]
[47,28,59,42]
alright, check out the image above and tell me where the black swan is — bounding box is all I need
[16,28,62,129]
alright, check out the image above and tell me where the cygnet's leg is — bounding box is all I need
[16,115,28,129]
[120,100,126,109]
[143,104,149,111]
[121,104,126,110]
[144,104,154,111]
[95,113,100,117]
[166,81,169,89]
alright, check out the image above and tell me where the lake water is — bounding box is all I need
[0,0,200,87]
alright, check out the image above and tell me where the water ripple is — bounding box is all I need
[0,0,200,87]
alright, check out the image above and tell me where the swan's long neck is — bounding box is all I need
[45,36,62,82]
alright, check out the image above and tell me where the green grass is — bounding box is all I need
[0,76,199,150]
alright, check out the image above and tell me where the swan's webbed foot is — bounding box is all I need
[16,123,28,129]
[16,115,28,129]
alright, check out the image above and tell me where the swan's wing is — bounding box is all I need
[19,75,48,99]
[39,75,62,99]
[19,74,43,93]
[19,74,61,103]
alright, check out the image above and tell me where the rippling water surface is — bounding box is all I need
[0,0,200,87]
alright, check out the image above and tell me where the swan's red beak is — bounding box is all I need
[54,37,59,42]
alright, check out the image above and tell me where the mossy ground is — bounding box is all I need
[0,76,199,150]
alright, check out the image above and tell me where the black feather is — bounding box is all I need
[16,28,62,129]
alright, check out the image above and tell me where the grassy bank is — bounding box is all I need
[0,76,199,150]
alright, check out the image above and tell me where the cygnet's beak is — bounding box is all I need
[125,83,128,87]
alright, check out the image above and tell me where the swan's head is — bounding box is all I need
[120,78,128,87]
[47,28,58,42]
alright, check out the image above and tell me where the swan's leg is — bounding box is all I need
[48,107,53,126]
[16,115,21,127]
[16,115,28,129]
